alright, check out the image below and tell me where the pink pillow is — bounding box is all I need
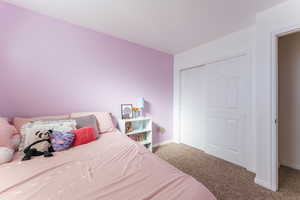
[72,127,97,147]
[13,114,70,131]
[0,119,20,164]
[70,112,115,133]
[0,119,19,149]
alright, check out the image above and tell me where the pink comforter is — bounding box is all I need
[0,131,216,200]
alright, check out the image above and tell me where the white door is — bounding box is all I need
[180,55,251,167]
[180,66,206,150]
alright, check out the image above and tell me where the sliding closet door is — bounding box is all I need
[180,55,250,167]
[180,66,206,150]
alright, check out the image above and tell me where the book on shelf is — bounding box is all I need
[128,133,147,142]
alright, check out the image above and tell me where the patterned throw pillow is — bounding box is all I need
[19,120,76,152]
[13,115,69,132]
[51,131,75,152]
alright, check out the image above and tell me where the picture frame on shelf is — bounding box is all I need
[121,104,133,119]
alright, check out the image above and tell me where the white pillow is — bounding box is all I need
[0,147,14,164]
[19,120,76,152]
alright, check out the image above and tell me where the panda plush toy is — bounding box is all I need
[22,130,54,161]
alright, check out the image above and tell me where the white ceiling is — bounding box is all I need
[3,0,287,54]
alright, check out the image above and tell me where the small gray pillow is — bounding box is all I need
[71,115,99,134]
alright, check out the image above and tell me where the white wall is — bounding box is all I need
[255,0,300,191]
[278,32,300,171]
[174,0,300,191]
[174,26,256,172]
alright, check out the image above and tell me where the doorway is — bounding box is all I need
[277,31,300,192]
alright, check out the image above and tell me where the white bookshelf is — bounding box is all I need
[118,117,152,152]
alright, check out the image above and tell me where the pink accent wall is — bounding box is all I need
[0,2,173,145]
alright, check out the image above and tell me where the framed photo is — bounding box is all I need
[121,104,133,119]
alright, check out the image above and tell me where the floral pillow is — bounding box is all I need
[51,131,75,152]
[19,120,76,152]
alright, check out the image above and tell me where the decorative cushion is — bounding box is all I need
[38,115,99,135]
[0,119,19,149]
[70,112,115,133]
[19,120,76,152]
[51,131,75,152]
[72,127,97,147]
[13,114,70,132]
[0,119,19,164]
[71,115,99,134]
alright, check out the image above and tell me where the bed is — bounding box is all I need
[0,131,216,200]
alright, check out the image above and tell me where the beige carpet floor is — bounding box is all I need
[154,143,300,200]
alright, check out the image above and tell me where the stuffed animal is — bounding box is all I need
[22,130,54,161]
[51,131,75,152]
[0,118,20,165]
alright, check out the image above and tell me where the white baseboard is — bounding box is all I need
[254,177,273,191]
[153,140,175,148]
[172,140,180,144]
[280,160,300,171]
[247,166,256,174]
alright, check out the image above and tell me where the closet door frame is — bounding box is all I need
[174,50,254,171]
[270,25,300,192]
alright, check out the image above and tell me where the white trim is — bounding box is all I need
[280,162,300,171]
[152,140,175,148]
[179,51,248,72]
[255,177,272,190]
[173,61,180,144]
[247,166,256,174]
[250,46,257,174]
[270,24,300,192]
[270,31,279,192]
